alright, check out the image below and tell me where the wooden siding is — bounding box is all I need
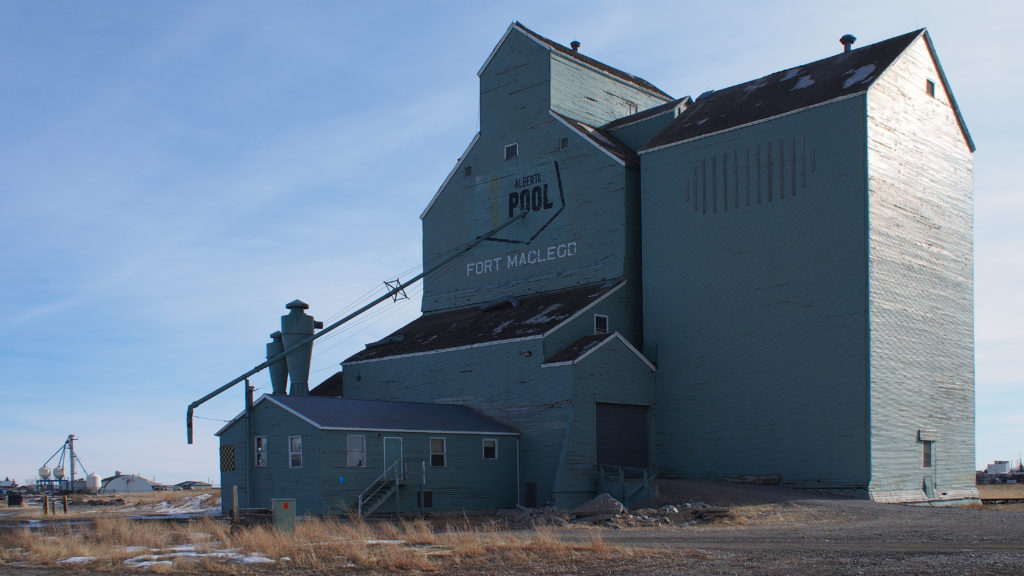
[219,400,323,515]
[865,36,976,502]
[552,337,655,507]
[641,96,871,488]
[549,54,670,127]
[319,430,517,514]
[345,338,571,506]
[422,28,647,314]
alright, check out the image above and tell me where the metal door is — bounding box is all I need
[596,403,649,469]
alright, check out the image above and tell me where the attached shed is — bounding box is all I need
[217,395,519,516]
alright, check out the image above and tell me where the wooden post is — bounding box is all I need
[42,495,48,516]
[232,485,239,522]
[62,495,68,514]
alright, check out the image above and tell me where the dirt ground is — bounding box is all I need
[4,480,1023,575]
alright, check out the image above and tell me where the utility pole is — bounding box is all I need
[68,434,77,494]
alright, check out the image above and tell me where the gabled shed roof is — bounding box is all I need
[227,394,518,436]
[345,280,624,363]
[643,29,974,153]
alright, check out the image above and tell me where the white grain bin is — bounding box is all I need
[38,466,51,480]
[53,466,65,480]
[86,473,101,493]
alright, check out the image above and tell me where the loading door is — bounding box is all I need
[596,403,649,469]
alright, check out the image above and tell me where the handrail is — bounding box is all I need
[186,210,527,443]
[358,459,402,517]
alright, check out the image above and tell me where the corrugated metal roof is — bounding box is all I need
[643,29,927,151]
[344,280,623,363]
[267,394,519,435]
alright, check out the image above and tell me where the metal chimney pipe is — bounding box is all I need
[266,331,288,394]
[840,34,856,53]
[570,40,580,52]
[280,300,320,396]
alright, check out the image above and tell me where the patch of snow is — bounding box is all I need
[696,117,708,126]
[842,64,876,89]
[744,81,767,93]
[524,304,564,325]
[492,319,514,335]
[124,546,147,552]
[780,68,801,81]
[241,553,275,564]
[792,75,815,90]
[58,556,96,564]
[366,539,407,544]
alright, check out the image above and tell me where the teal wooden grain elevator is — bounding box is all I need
[211,23,977,515]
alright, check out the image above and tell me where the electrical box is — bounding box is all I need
[271,498,296,533]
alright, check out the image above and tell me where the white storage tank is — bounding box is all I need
[86,473,102,493]
[53,466,65,480]
[38,466,51,480]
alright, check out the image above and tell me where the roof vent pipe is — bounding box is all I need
[570,40,580,52]
[840,34,856,53]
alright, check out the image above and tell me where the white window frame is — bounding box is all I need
[594,314,609,334]
[504,143,518,160]
[288,435,302,468]
[254,436,268,468]
[482,438,498,460]
[430,437,446,468]
[347,434,366,468]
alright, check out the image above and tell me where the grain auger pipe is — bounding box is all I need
[186,210,527,443]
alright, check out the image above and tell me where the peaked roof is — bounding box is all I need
[233,394,518,436]
[345,280,624,363]
[552,111,639,168]
[482,22,671,99]
[543,332,656,371]
[643,29,973,152]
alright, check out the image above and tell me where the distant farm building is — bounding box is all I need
[101,473,156,494]
[215,23,976,515]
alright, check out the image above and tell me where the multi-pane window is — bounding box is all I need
[504,143,518,160]
[923,441,933,467]
[430,437,446,467]
[347,435,366,468]
[255,436,268,468]
[288,436,302,468]
[482,438,498,460]
[594,314,609,334]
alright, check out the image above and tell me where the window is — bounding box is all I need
[923,441,933,467]
[626,102,638,115]
[418,490,433,508]
[430,437,446,467]
[926,79,935,97]
[594,314,609,334]
[288,436,302,468]
[482,438,498,460]
[220,445,235,471]
[560,137,569,150]
[504,143,518,160]
[254,436,267,468]
[347,435,366,468]
[464,165,472,176]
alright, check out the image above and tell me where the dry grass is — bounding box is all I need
[977,483,1024,499]
[0,512,637,573]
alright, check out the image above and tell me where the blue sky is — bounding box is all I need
[1,0,1020,485]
